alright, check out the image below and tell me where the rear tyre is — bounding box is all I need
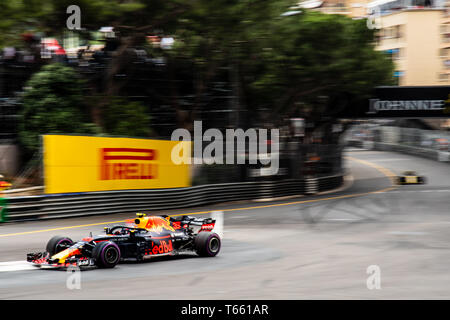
[195,232,221,257]
[46,236,73,256]
[92,241,121,268]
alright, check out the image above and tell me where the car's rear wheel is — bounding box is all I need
[195,232,221,257]
[46,236,73,256]
[92,241,121,268]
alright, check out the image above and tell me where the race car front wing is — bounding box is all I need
[27,251,95,269]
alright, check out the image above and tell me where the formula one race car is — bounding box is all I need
[395,171,426,185]
[27,213,221,269]
[0,174,11,191]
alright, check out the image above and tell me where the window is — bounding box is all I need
[385,48,403,60]
[439,73,449,81]
[392,48,403,60]
[393,70,404,85]
[395,25,403,39]
[381,25,403,40]
[444,59,450,69]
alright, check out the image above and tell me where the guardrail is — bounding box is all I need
[3,186,45,195]
[372,142,450,162]
[2,173,344,222]
[346,125,450,162]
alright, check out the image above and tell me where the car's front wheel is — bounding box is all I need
[46,236,73,256]
[92,241,121,268]
[195,232,221,257]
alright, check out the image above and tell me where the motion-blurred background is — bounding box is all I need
[0,0,449,191]
[2,1,450,301]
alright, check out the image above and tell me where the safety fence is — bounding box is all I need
[1,173,343,222]
[372,142,450,161]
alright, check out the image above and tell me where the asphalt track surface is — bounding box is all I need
[0,148,449,299]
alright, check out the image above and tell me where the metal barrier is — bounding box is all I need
[0,197,7,222]
[4,173,343,222]
[373,142,450,162]
[346,124,450,163]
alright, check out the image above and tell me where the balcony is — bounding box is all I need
[440,24,450,34]
[319,6,351,14]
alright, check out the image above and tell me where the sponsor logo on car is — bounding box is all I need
[201,223,215,231]
[145,240,173,255]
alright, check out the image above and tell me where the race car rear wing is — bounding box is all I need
[168,215,215,226]
[166,215,216,233]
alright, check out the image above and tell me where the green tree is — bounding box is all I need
[4,0,394,138]
[169,0,277,127]
[254,11,394,117]
[102,97,152,137]
[170,3,394,134]
[19,63,99,155]
[0,0,50,48]
[1,0,187,126]
[252,10,395,141]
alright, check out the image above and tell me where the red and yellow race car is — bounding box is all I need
[27,213,221,269]
[0,175,11,191]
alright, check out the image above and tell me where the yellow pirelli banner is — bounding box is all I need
[43,135,191,194]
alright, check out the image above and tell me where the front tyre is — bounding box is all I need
[46,236,73,256]
[92,241,121,268]
[195,232,221,257]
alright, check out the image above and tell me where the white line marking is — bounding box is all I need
[388,231,427,236]
[345,148,370,152]
[0,261,36,272]
[377,189,450,194]
[211,211,224,239]
[370,158,411,162]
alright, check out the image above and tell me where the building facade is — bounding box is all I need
[296,0,450,128]
[299,0,449,86]
[375,8,444,86]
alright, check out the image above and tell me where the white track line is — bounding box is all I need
[0,261,36,272]
[388,231,427,236]
[211,211,224,239]
[370,158,411,162]
[374,189,450,194]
